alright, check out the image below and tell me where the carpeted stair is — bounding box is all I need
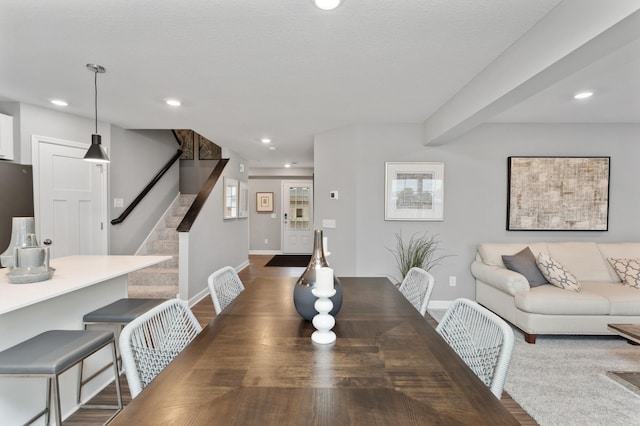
[127,194,196,298]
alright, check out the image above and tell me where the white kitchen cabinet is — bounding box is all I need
[0,113,14,160]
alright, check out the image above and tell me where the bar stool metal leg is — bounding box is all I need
[78,298,166,405]
[0,330,123,426]
[52,375,62,426]
[77,324,123,405]
[80,340,123,410]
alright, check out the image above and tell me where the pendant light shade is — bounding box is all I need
[84,64,110,163]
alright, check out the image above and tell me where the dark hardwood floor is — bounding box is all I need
[65,255,537,425]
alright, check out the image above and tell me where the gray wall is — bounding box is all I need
[180,158,219,194]
[248,168,315,253]
[109,128,180,254]
[314,126,358,271]
[314,123,640,301]
[248,178,282,252]
[183,149,249,301]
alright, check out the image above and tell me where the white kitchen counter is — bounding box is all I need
[0,255,171,315]
[0,254,172,425]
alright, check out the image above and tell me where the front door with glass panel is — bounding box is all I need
[282,180,313,254]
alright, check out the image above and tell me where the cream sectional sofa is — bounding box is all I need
[471,242,640,344]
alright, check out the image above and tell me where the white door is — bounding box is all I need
[282,180,313,254]
[32,135,107,258]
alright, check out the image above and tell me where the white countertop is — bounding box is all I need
[0,255,171,315]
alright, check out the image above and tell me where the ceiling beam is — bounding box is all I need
[423,1,640,146]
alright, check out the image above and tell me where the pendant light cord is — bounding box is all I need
[94,69,98,134]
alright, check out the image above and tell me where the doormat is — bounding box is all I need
[265,255,311,267]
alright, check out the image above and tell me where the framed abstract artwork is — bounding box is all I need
[256,192,274,212]
[507,156,610,231]
[385,162,444,221]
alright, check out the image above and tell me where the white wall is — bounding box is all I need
[181,149,249,302]
[109,128,180,254]
[314,123,640,300]
[0,101,108,165]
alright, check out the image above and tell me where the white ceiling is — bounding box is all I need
[0,1,638,168]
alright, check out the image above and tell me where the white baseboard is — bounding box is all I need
[187,261,250,308]
[188,288,211,308]
[249,250,282,255]
[427,300,455,310]
[236,259,250,272]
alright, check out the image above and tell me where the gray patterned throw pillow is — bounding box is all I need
[536,253,581,292]
[608,258,640,289]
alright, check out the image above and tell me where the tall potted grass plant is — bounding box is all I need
[389,231,449,284]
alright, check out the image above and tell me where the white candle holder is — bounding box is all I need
[311,288,336,344]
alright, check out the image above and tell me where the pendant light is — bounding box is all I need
[83,64,110,163]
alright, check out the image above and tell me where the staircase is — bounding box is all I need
[127,194,196,298]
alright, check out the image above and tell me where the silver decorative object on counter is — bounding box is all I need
[1,216,55,283]
[293,229,343,321]
[7,246,55,284]
[1,217,37,269]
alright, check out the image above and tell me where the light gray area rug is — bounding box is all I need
[428,309,640,425]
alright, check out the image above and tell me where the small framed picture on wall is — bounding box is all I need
[256,192,274,212]
[385,162,444,221]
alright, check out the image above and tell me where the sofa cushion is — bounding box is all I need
[478,243,549,267]
[598,243,640,282]
[546,242,613,282]
[536,253,581,292]
[580,282,640,315]
[607,258,640,289]
[501,247,548,287]
[514,282,609,315]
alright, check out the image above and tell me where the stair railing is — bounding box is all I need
[177,158,229,232]
[111,149,183,225]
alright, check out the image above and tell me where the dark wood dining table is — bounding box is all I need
[109,277,518,425]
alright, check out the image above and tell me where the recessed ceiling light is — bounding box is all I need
[50,99,68,106]
[261,138,271,144]
[269,146,276,151]
[574,91,593,100]
[314,0,342,11]
[284,163,291,168]
[166,99,182,107]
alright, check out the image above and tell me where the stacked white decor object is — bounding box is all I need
[312,266,336,344]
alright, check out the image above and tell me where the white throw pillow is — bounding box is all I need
[608,258,640,289]
[536,253,581,292]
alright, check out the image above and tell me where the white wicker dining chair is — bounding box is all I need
[398,267,435,316]
[208,266,245,314]
[435,298,514,399]
[119,299,202,398]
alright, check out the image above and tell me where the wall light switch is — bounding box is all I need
[322,219,336,228]
[271,213,277,219]
[330,191,339,199]
[114,198,124,208]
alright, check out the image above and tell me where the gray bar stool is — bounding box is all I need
[0,330,122,425]
[78,298,165,403]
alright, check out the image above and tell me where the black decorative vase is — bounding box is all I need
[293,229,343,321]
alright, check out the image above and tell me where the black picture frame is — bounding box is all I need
[507,156,610,231]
